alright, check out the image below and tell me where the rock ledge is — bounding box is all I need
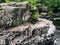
[0,18,56,45]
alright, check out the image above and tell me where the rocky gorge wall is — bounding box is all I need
[0,18,56,45]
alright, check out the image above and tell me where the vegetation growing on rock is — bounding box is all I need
[0,0,60,28]
[4,0,60,13]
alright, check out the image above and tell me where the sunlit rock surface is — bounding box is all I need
[0,2,30,28]
[0,18,56,45]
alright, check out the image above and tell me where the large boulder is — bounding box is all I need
[0,19,56,45]
[0,2,30,28]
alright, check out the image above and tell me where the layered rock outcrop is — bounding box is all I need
[0,2,56,45]
[0,2,30,28]
[0,18,56,45]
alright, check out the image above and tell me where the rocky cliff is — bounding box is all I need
[0,18,56,45]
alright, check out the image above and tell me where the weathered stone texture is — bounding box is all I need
[0,2,30,28]
[0,19,56,45]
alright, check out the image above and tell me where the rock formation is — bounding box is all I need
[0,2,30,28]
[0,2,56,45]
[0,18,56,45]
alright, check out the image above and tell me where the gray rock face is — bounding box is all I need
[0,2,30,28]
[0,19,56,45]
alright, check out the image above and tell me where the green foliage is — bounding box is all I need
[31,11,40,20]
[5,0,9,2]
[29,0,41,10]
[5,0,21,3]
[41,0,60,12]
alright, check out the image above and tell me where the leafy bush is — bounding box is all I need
[31,11,40,21]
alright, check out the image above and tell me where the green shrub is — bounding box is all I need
[31,11,40,21]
